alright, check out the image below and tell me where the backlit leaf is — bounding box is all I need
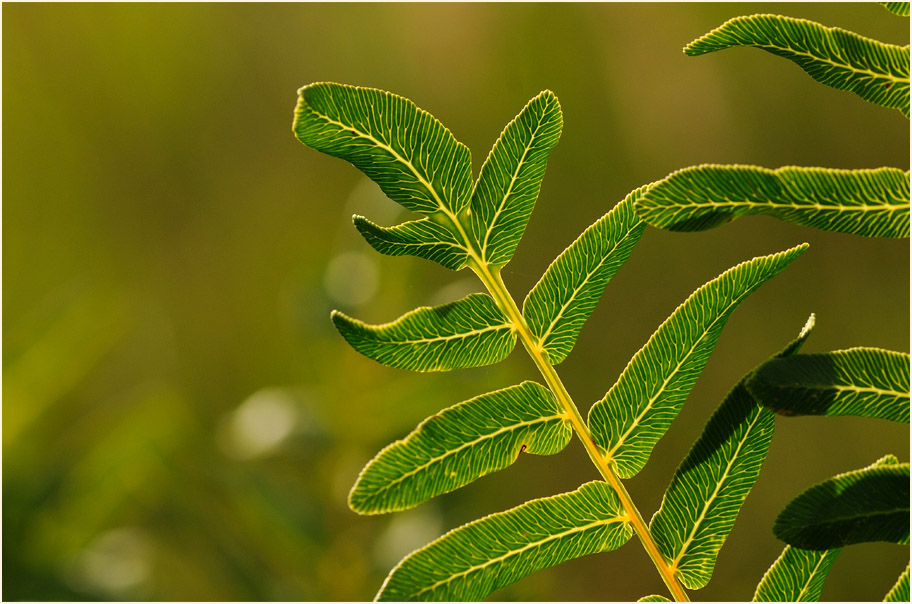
[331,293,515,372]
[638,596,671,602]
[376,481,632,601]
[884,563,910,602]
[748,347,910,423]
[774,455,911,549]
[752,546,840,602]
[523,186,646,365]
[635,165,910,238]
[471,91,562,267]
[294,82,473,214]
[880,2,911,17]
[349,381,571,514]
[588,243,808,478]
[650,315,815,589]
[685,14,911,117]
[353,215,470,271]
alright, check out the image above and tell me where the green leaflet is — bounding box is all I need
[774,455,911,549]
[684,14,911,117]
[353,215,470,271]
[294,82,473,215]
[349,382,571,514]
[523,186,646,365]
[331,293,516,372]
[588,243,808,478]
[470,90,562,267]
[375,481,632,601]
[880,2,911,17]
[752,545,840,602]
[650,315,816,590]
[638,596,671,602]
[747,347,911,423]
[884,563,910,602]
[635,166,911,238]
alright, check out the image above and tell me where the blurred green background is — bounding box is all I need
[3,2,909,601]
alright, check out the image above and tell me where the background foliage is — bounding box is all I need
[3,3,908,601]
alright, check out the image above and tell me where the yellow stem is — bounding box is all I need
[474,263,690,603]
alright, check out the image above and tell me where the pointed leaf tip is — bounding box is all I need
[470,89,563,267]
[684,15,910,116]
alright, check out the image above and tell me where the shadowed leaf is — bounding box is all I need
[635,166,910,238]
[331,293,515,371]
[349,381,571,514]
[650,315,815,589]
[748,347,910,423]
[685,14,911,117]
[523,186,646,365]
[471,91,562,267]
[376,481,632,601]
[588,244,808,478]
[774,455,911,549]
[753,546,840,602]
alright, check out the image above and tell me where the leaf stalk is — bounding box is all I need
[474,264,691,603]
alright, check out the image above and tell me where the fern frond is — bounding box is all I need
[523,185,646,364]
[774,455,911,549]
[376,481,632,601]
[635,165,910,238]
[332,293,516,371]
[748,347,911,423]
[349,382,571,514]
[588,244,808,478]
[685,14,911,117]
[753,545,840,602]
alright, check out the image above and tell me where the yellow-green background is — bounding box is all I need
[3,2,909,601]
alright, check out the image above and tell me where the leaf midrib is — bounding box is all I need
[652,199,907,212]
[733,28,907,85]
[480,108,549,261]
[370,323,512,346]
[536,223,641,346]
[795,551,833,602]
[607,296,741,462]
[669,407,765,575]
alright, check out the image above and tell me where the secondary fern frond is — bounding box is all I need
[588,244,808,478]
[774,455,911,550]
[523,185,646,364]
[353,215,471,271]
[294,82,473,214]
[747,347,911,423]
[331,293,516,371]
[349,381,571,514]
[471,91,562,267]
[635,165,910,238]
[684,14,911,117]
[375,481,632,601]
[650,315,815,590]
